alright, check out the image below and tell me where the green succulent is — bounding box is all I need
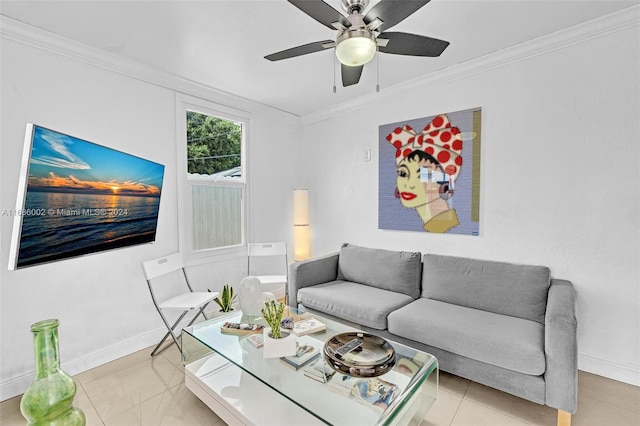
[209,285,236,312]
[261,299,285,339]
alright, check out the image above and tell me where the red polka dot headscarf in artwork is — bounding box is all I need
[385,114,463,179]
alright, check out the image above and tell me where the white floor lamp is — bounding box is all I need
[293,189,311,262]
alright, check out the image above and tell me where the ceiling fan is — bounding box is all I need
[264,0,450,87]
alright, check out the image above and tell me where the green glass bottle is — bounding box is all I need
[20,319,85,426]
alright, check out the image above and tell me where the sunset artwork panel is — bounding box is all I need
[8,124,165,269]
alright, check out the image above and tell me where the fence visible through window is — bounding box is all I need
[186,110,245,251]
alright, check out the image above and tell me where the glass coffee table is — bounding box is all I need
[182,307,438,425]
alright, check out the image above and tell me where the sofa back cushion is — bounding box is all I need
[422,254,551,324]
[337,243,422,299]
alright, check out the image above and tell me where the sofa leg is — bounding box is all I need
[557,409,571,426]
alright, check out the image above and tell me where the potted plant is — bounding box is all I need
[209,285,236,313]
[261,300,296,358]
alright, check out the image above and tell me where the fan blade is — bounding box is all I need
[265,40,334,61]
[378,32,449,57]
[288,0,350,30]
[364,0,430,32]
[342,64,363,87]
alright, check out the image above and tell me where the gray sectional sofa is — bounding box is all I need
[288,243,578,423]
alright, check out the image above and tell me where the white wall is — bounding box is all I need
[0,22,299,399]
[2,9,637,404]
[298,19,640,385]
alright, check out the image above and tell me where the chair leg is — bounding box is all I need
[150,332,177,357]
[151,310,188,357]
[557,409,571,426]
[192,302,211,324]
[151,303,213,357]
[184,306,208,329]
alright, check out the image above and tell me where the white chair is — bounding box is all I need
[142,253,218,356]
[247,242,289,302]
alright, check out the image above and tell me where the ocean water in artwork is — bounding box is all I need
[17,191,160,267]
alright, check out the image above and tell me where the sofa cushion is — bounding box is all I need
[422,254,551,324]
[388,298,546,375]
[336,243,422,299]
[297,280,415,330]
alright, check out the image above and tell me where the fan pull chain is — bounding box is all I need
[376,49,380,93]
[333,51,337,94]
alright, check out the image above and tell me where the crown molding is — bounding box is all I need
[0,15,298,120]
[2,5,638,126]
[301,4,640,126]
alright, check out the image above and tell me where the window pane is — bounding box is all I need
[192,185,242,250]
[183,105,245,254]
[186,111,242,179]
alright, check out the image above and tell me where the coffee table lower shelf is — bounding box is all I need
[185,353,326,426]
[182,309,438,425]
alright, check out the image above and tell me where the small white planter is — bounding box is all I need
[263,327,297,358]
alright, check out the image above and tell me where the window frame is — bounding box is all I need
[175,94,250,260]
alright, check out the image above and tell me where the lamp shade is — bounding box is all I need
[293,189,309,226]
[293,224,311,262]
[336,36,377,67]
[293,189,310,261]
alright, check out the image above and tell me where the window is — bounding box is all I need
[176,96,248,257]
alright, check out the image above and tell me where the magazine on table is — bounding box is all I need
[303,359,336,383]
[328,373,358,396]
[351,377,398,410]
[279,336,321,370]
[246,334,264,348]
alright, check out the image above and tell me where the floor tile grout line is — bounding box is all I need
[6,348,639,425]
[458,383,548,425]
[76,379,105,426]
[74,357,184,425]
[448,396,464,426]
[578,389,640,415]
[457,393,537,426]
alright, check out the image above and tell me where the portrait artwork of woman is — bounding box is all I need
[385,114,464,233]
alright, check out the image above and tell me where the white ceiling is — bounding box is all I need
[1,0,638,117]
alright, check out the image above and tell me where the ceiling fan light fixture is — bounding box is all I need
[335,32,377,67]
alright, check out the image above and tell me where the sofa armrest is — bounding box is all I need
[287,252,339,307]
[544,278,578,414]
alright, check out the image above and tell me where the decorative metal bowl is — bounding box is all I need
[323,332,396,378]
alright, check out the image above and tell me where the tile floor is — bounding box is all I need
[1,344,638,426]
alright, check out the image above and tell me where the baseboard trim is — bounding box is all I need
[0,327,166,401]
[4,330,637,400]
[578,352,640,387]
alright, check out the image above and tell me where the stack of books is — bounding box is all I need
[246,334,264,348]
[303,360,336,383]
[292,318,326,336]
[279,337,321,370]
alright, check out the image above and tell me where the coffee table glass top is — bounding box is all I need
[182,307,438,425]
